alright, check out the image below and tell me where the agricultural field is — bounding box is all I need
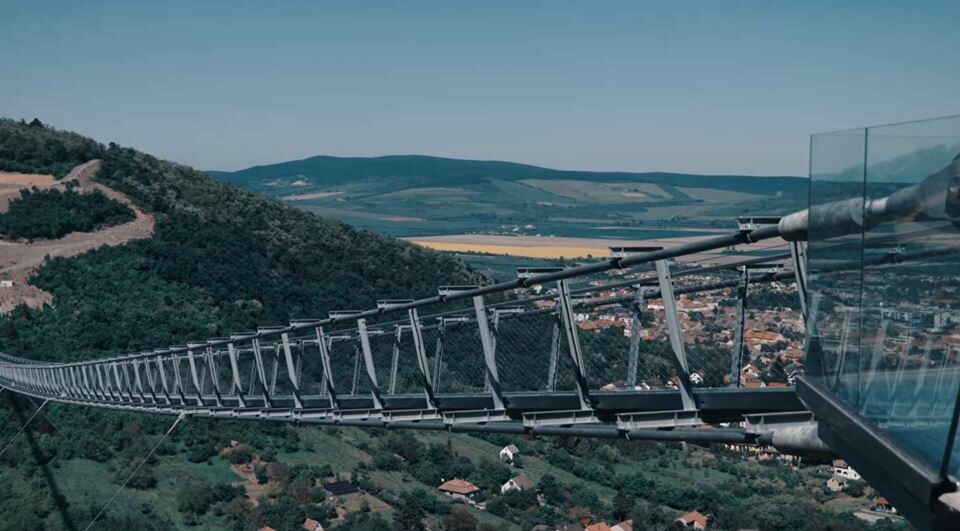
[211,154,807,270]
[404,233,790,263]
[212,155,806,242]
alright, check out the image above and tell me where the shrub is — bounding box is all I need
[0,187,135,240]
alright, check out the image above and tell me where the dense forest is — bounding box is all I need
[0,118,104,178]
[0,186,135,240]
[0,120,906,530]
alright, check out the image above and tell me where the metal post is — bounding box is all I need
[730,266,749,387]
[655,259,696,411]
[546,316,561,391]
[351,344,362,396]
[170,353,188,404]
[82,365,98,401]
[77,366,92,400]
[226,341,246,407]
[408,309,438,408]
[388,325,403,395]
[473,295,505,410]
[56,368,70,398]
[280,332,303,409]
[204,344,223,406]
[269,344,280,396]
[61,367,76,398]
[356,318,384,411]
[432,319,446,394]
[557,278,593,410]
[186,345,205,405]
[250,338,272,406]
[315,326,338,408]
[121,362,140,403]
[789,241,808,320]
[132,359,148,403]
[95,364,113,401]
[626,286,649,388]
[485,309,505,393]
[153,355,172,404]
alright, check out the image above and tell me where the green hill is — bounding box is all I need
[210,154,805,195]
[209,155,808,239]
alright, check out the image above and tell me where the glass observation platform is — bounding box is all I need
[798,114,960,528]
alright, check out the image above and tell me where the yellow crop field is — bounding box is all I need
[407,240,608,259]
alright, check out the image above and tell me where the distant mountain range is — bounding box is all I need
[209,154,806,196]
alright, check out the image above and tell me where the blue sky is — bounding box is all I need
[1,1,958,175]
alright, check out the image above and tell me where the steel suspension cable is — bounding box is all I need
[0,398,48,459]
[83,413,186,531]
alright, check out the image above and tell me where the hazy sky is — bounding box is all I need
[2,1,958,176]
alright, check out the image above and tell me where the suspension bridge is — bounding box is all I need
[2,144,960,529]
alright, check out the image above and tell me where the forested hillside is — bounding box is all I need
[0,119,481,530]
[0,119,103,178]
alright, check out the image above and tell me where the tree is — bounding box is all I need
[612,489,635,521]
[393,492,426,531]
[843,480,867,498]
[256,495,304,531]
[539,475,565,506]
[255,463,269,485]
[442,506,478,531]
[227,446,254,464]
[114,459,157,490]
[266,461,290,484]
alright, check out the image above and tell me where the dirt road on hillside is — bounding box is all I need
[0,160,155,313]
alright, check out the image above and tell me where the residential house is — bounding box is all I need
[675,510,708,529]
[0,280,12,288]
[744,330,784,345]
[826,476,848,492]
[555,524,585,531]
[872,497,897,514]
[585,523,612,531]
[500,444,521,464]
[302,518,325,531]
[833,459,861,481]
[438,478,480,501]
[501,474,535,494]
[611,520,633,531]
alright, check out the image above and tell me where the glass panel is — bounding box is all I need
[805,114,960,476]
[861,116,960,474]
[805,127,866,408]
